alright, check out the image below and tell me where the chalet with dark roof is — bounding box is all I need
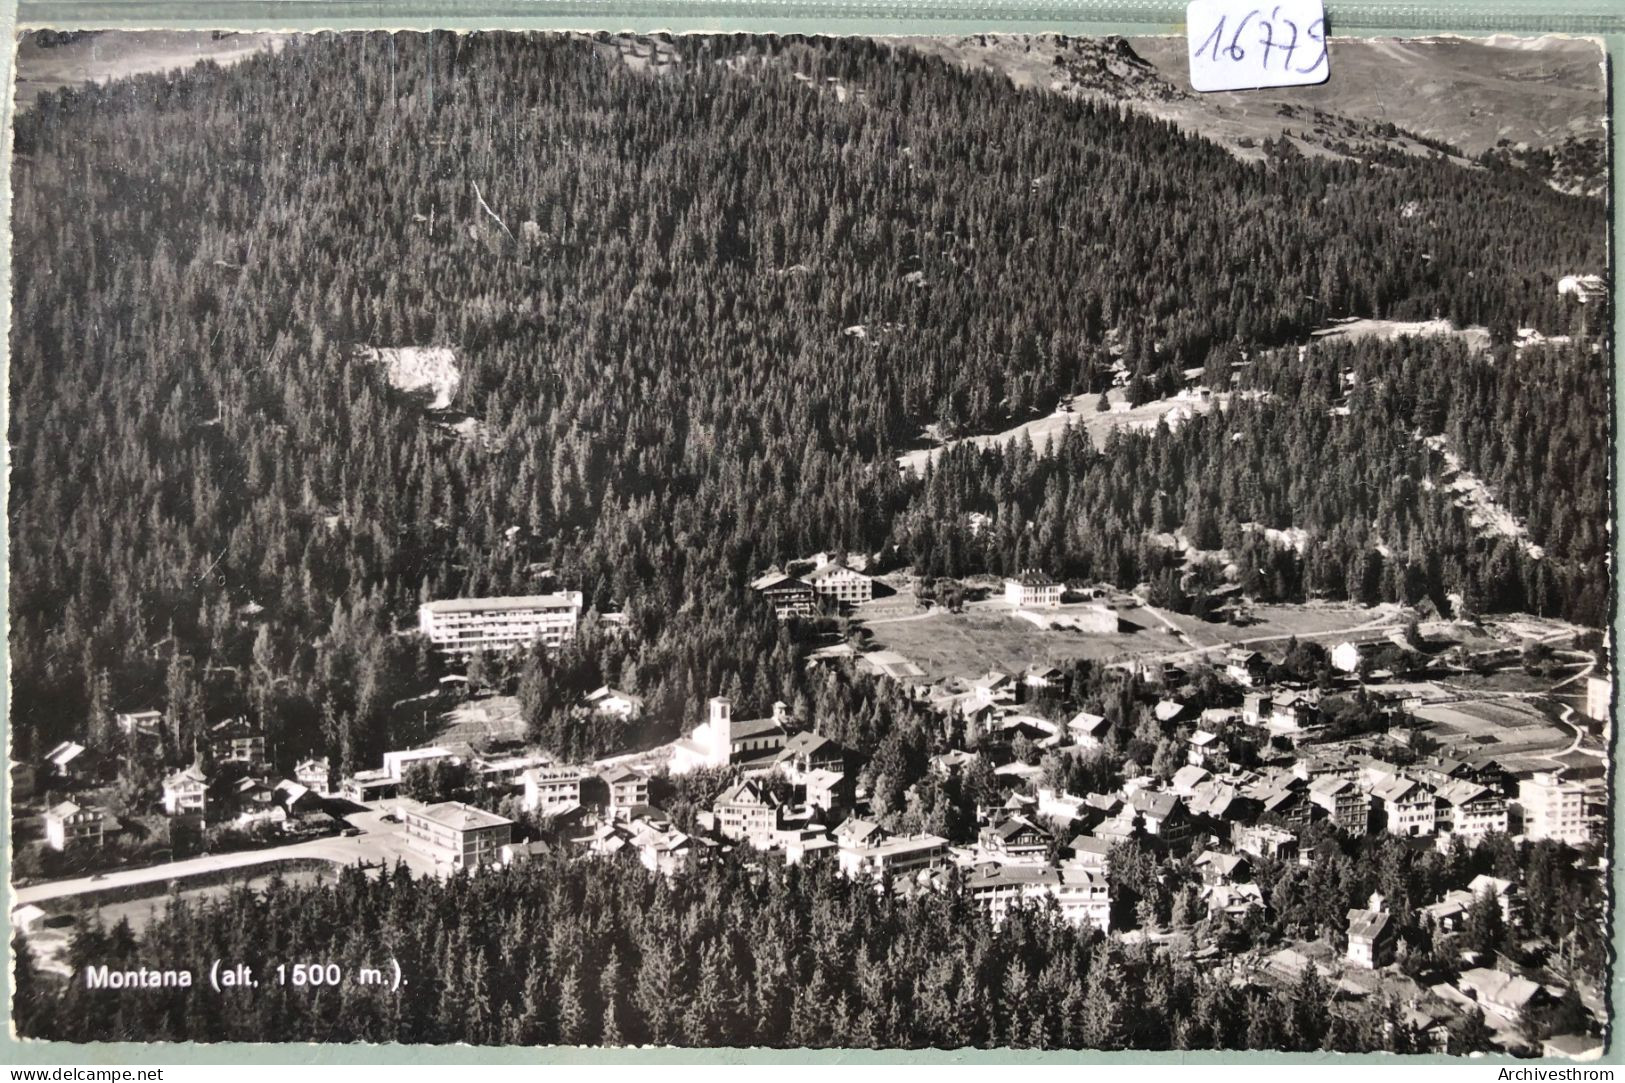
[749,572,818,620]
[1225,649,1268,687]
[1346,907,1395,968]
[776,731,848,777]
[977,815,1051,859]
[1127,789,1194,850]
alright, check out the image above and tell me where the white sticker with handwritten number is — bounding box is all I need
[1186,0,1329,92]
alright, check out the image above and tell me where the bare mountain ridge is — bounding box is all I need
[893,33,1605,185]
[890,33,1189,105]
[14,30,290,112]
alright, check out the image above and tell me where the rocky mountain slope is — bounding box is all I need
[893,33,1605,189]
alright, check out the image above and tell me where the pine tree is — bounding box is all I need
[85,667,113,749]
[1464,887,1506,959]
[555,965,585,1045]
[1080,942,1126,1049]
[599,951,626,1046]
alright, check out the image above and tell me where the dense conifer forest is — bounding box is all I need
[11,830,1602,1048]
[903,335,1609,623]
[8,32,1607,773]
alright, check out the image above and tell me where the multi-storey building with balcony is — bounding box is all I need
[417,592,583,657]
[967,862,1111,932]
[1519,771,1589,845]
[402,801,513,869]
[44,801,117,851]
[806,562,874,607]
[521,765,586,813]
[1435,780,1509,844]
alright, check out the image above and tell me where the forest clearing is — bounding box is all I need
[1148,602,1406,649]
[1419,436,1544,559]
[1310,317,1492,351]
[863,603,1184,683]
[897,383,1227,474]
[1411,696,1574,773]
[359,345,462,411]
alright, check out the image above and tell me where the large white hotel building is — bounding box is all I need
[1518,770,1590,845]
[417,592,583,657]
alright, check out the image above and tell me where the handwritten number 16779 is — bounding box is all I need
[1194,8,1327,75]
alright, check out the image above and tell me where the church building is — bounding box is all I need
[670,696,791,774]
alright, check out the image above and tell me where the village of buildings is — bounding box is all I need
[9,551,1612,1059]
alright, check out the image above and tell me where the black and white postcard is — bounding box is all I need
[6,29,1612,1055]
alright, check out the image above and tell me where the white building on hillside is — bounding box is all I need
[162,763,210,816]
[417,592,583,657]
[1370,775,1436,837]
[382,746,459,781]
[115,709,163,738]
[44,741,91,782]
[294,757,333,794]
[838,833,947,880]
[402,801,513,869]
[1004,571,1062,608]
[584,686,644,719]
[1558,273,1607,303]
[967,863,1110,932]
[1331,641,1366,674]
[806,562,874,606]
[1519,771,1589,845]
[1435,780,1508,844]
[669,697,791,774]
[522,765,585,813]
[44,801,117,851]
[1583,675,1611,724]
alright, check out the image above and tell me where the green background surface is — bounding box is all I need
[0,0,1620,1064]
